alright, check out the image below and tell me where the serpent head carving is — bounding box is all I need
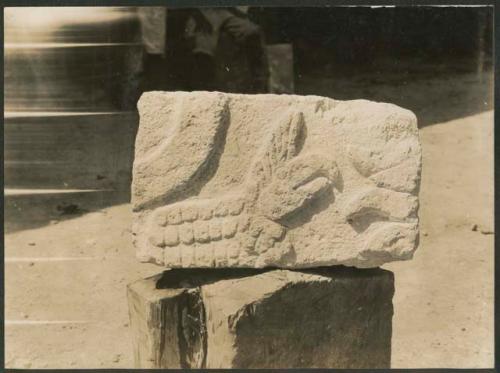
[132,92,421,268]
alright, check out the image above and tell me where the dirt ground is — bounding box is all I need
[386,108,494,368]
[4,70,494,368]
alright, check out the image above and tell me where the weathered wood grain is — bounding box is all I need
[127,266,394,369]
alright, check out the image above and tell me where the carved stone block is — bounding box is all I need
[127,267,394,369]
[132,92,421,268]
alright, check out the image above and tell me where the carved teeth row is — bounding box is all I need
[150,214,247,248]
[154,199,245,227]
[147,198,287,267]
[149,213,285,253]
[161,230,290,268]
[163,242,242,268]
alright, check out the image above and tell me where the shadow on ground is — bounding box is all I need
[296,66,493,128]
[4,190,130,234]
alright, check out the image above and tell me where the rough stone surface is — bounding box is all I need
[127,267,394,369]
[132,92,421,268]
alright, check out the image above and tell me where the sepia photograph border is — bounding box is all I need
[1,0,498,371]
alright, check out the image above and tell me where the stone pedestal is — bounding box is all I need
[127,266,394,369]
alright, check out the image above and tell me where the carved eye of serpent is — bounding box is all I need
[146,110,339,267]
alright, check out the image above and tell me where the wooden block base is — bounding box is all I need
[127,266,394,369]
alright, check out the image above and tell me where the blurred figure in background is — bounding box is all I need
[140,7,269,93]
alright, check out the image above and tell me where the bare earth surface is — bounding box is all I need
[4,72,493,368]
[385,109,494,368]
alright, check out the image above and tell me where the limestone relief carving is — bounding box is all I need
[132,93,230,210]
[142,110,340,268]
[132,92,421,268]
